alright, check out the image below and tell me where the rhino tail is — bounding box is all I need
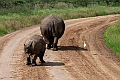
[28,41,33,54]
[30,41,34,49]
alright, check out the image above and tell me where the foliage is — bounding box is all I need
[0,27,12,36]
[0,0,120,10]
[0,0,120,36]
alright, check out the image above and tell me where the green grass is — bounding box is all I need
[0,27,13,36]
[0,5,120,36]
[104,21,120,57]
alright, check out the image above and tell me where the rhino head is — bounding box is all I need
[24,41,33,54]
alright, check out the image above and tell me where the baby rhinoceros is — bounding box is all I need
[24,35,46,66]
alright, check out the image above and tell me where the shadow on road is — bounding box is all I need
[58,46,87,51]
[39,62,65,66]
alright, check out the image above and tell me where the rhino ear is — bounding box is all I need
[24,44,26,47]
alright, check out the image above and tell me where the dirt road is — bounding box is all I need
[0,15,120,80]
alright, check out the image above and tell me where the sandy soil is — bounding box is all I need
[0,15,120,80]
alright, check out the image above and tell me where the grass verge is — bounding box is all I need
[104,21,120,57]
[0,6,120,36]
[0,27,13,36]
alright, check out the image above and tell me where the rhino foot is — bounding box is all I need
[31,63,37,66]
[26,57,31,65]
[26,62,31,65]
[47,44,51,49]
[53,47,58,51]
[31,60,37,66]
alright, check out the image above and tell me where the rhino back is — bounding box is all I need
[25,35,46,55]
[40,14,65,38]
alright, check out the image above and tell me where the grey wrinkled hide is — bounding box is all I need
[24,34,46,66]
[40,14,65,51]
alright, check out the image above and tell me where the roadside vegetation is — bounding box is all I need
[104,21,120,57]
[0,0,120,36]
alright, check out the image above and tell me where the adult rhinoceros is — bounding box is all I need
[24,34,46,66]
[40,14,65,51]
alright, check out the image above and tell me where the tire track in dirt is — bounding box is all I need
[81,15,120,80]
[0,17,95,80]
[58,14,120,80]
[42,16,115,80]
[0,15,120,80]
[89,22,120,80]
[0,26,42,80]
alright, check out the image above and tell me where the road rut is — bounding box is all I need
[0,15,120,80]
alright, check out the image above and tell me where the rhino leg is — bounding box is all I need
[26,53,31,65]
[26,57,31,65]
[47,44,52,49]
[31,55,37,66]
[47,44,53,49]
[39,50,45,63]
[53,37,58,51]
[47,38,54,49]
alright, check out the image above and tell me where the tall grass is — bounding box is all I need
[0,5,120,36]
[104,21,120,57]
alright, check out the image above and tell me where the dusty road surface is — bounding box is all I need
[0,15,120,80]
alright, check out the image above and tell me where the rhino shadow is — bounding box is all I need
[58,46,87,51]
[39,62,65,66]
